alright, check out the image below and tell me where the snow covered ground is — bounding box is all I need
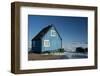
[61,51,88,59]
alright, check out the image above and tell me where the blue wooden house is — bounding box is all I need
[31,24,62,53]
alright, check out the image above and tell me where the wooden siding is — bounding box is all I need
[42,27,62,52]
[32,40,42,53]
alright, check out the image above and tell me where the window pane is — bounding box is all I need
[44,40,50,47]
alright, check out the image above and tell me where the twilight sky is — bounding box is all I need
[28,15,88,51]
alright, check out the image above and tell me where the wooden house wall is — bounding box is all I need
[32,40,41,53]
[42,27,61,52]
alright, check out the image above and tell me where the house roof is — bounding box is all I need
[32,24,62,41]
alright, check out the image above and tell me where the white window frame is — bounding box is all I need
[51,30,56,36]
[44,40,50,47]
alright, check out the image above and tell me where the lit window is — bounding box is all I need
[51,30,56,36]
[44,40,50,47]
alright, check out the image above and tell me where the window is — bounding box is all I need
[51,30,56,36]
[44,40,50,47]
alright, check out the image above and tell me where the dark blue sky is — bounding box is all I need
[28,15,88,51]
